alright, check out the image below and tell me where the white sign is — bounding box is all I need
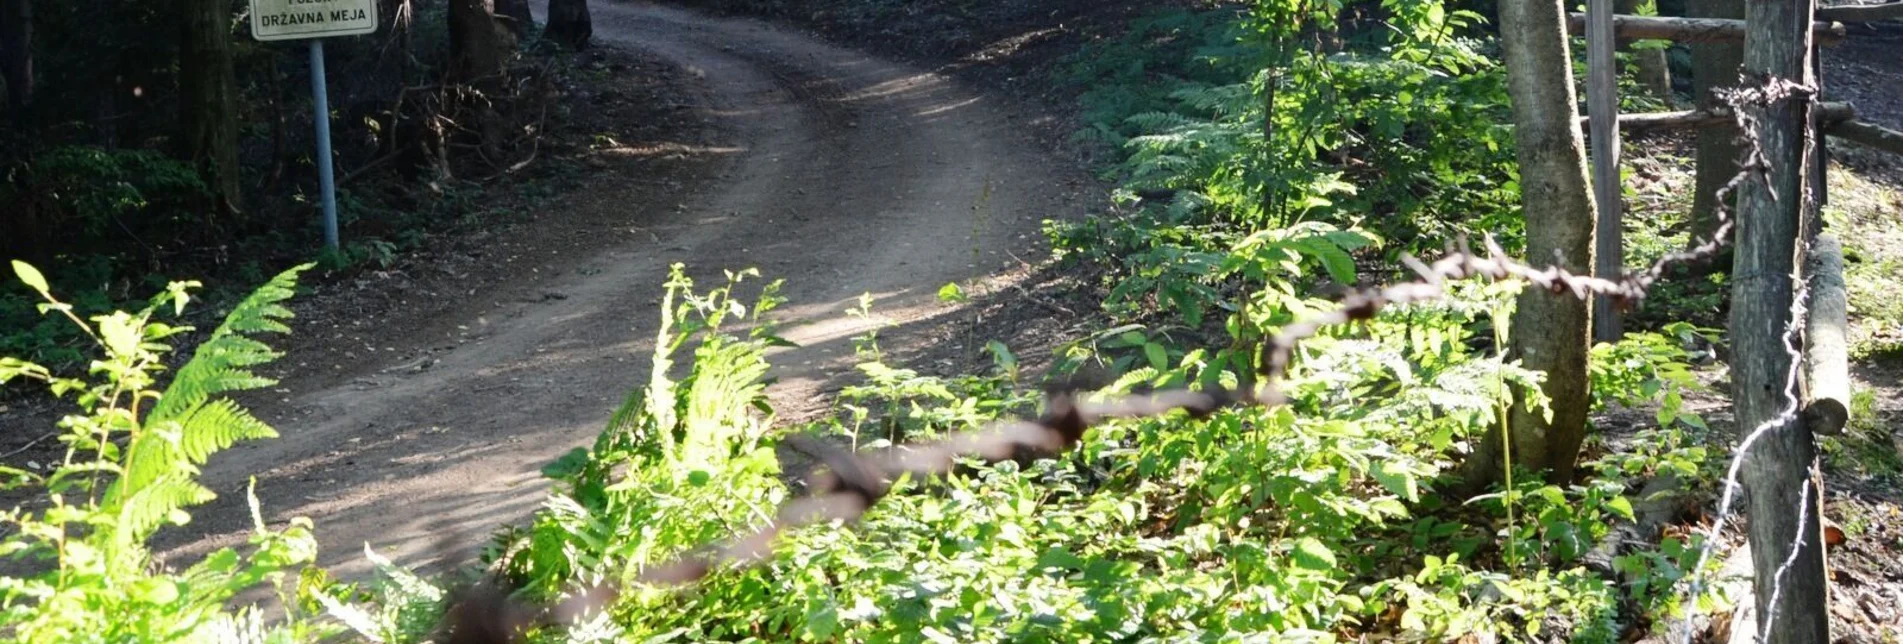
[251,0,378,41]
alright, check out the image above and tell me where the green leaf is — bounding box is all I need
[1371,461,1420,502]
[165,281,199,317]
[985,341,1017,372]
[937,282,967,303]
[1369,498,1409,517]
[1291,537,1337,571]
[133,578,181,605]
[1606,495,1635,521]
[1143,343,1169,370]
[1036,547,1087,572]
[11,260,49,296]
[806,604,839,640]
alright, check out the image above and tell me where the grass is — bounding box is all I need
[1825,152,1903,359]
[1822,386,1903,482]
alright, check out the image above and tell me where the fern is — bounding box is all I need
[496,266,787,600]
[0,261,327,642]
[104,264,307,551]
[678,336,773,469]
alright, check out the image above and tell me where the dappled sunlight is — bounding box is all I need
[771,288,918,350]
[593,142,748,158]
[963,27,1067,63]
[834,72,948,103]
[915,96,982,117]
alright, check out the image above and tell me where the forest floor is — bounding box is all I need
[128,1,1107,578]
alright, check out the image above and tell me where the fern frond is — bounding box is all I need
[113,423,191,505]
[1123,110,1197,133]
[104,264,308,530]
[108,474,216,568]
[679,338,772,468]
[176,399,278,464]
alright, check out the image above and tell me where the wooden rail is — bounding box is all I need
[1578,102,1856,132]
[1832,119,1903,156]
[1576,104,1903,158]
[1818,2,1903,22]
[1804,236,1851,436]
[1565,13,1848,46]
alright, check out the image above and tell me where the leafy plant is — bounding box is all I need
[498,265,790,597]
[0,261,331,642]
[1588,321,1715,429]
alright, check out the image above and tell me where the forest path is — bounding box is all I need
[157,0,1087,578]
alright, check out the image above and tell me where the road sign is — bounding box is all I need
[250,0,377,42]
[250,0,377,252]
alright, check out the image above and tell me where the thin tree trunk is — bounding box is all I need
[1461,0,1598,491]
[0,0,33,128]
[495,0,533,40]
[449,0,505,85]
[545,0,592,50]
[267,59,287,192]
[1732,0,1829,640]
[1617,0,1674,99]
[1688,0,1744,251]
[179,0,243,218]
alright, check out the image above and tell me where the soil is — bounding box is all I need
[123,1,1106,578]
[1824,22,1903,133]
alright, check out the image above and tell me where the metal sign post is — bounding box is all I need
[309,40,339,251]
[250,0,378,253]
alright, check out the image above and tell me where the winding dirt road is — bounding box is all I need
[158,1,1092,577]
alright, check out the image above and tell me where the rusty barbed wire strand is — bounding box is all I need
[438,77,1818,643]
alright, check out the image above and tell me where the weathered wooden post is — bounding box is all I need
[1730,0,1831,640]
[1588,0,1625,343]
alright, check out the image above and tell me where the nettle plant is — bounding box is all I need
[0,261,330,642]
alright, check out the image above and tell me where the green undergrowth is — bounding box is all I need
[0,0,1771,640]
[298,260,1727,642]
[0,261,339,641]
[0,253,1731,641]
[299,1,1741,641]
[1049,2,1520,341]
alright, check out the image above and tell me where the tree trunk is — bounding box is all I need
[495,0,533,40]
[1731,0,1830,641]
[545,0,592,50]
[179,0,242,218]
[0,0,30,127]
[1617,0,1674,99]
[1687,0,1744,251]
[449,0,505,85]
[1461,0,1598,491]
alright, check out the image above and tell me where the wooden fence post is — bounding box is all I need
[1589,0,1625,343]
[1731,0,1831,640]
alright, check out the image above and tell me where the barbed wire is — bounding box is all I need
[1671,71,1824,644]
[436,77,1824,643]
[1760,473,1816,643]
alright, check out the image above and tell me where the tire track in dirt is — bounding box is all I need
[157,0,1092,578]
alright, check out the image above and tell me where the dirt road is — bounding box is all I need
[158,1,1091,577]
